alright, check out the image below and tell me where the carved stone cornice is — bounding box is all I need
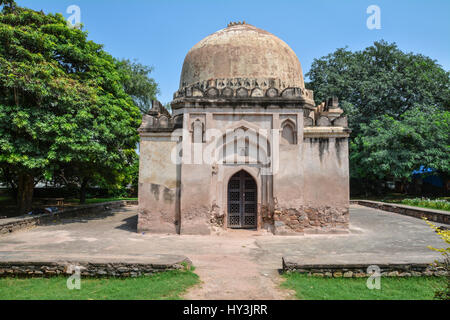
[172,77,315,108]
[303,127,351,138]
[138,100,182,134]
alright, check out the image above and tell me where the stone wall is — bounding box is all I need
[282,257,447,277]
[351,200,450,225]
[0,259,191,278]
[273,206,349,235]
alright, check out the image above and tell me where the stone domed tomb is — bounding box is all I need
[138,22,351,235]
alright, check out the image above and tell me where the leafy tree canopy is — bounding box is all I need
[307,41,450,186]
[0,3,141,212]
[351,107,449,180]
[307,40,450,134]
[116,59,159,114]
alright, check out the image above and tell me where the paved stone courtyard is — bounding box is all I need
[0,205,444,299]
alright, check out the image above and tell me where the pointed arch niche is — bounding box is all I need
[280,119,297,145]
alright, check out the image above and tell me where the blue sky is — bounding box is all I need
[15,0,450,104]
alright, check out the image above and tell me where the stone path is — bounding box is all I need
[181,230,295,300]
[0,205,444,300]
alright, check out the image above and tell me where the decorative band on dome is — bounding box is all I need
[179,77,298,92]
[173,77,314,104]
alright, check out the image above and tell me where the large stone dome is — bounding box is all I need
[179,23,305,89]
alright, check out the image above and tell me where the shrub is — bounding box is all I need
[403,198,450,211]
[423,218,450,300]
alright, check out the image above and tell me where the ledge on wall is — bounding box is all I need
[282,256,447,277]
[303,127,351,138]
[351,200,449,225]
[0,255,192,278]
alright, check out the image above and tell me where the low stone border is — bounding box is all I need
[351,200,449,225]
[0,200,137,236]
[282,257,447,277]
[0,258,191,278]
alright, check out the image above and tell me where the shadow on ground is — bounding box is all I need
[41,206,138,228]
[115,214,138,232]
[46,211,116,226]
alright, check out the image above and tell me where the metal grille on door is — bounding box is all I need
[227,170,257,229]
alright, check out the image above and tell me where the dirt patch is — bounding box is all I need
[182,231,295,300]
[183,253,294,300]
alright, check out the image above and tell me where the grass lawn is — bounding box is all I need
[397,198,450,212]
[0,269,199,300]
[281,273,447,300]
[0,195,14,206]
[0,195,11,203]
[353,194,450,212]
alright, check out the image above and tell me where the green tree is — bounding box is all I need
[351,107,449,191]
[116,59,159,114]
[307,41,450,135]
[307,41,450,189]
[0,0,16,11]
[0,3,141,213]
[94,153,139,198]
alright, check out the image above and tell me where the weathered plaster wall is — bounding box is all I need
[138,106,350,236]
[300,137,350,233]
[272,132,350,235]
[212,113,273,131]
[302,137,349,205]
[272,143,305,235]
[179,163,212,235]
[273,113,303,207]
[137,136,179,234]
[272,113,305,234]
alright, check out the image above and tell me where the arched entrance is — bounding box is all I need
[227,170,257,229]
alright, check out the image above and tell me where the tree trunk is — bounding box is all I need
[2,168,18,204]
[399,178,408,195]
[17,173,34,215]
[79,178,89,204]
[413,177,423,195]
[438,171,449,196]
